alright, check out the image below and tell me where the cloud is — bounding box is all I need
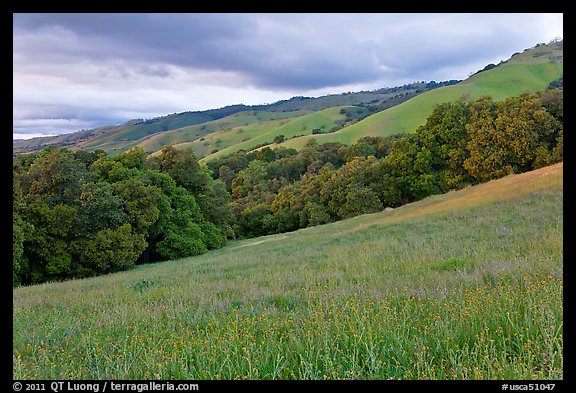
[13,13,563,138]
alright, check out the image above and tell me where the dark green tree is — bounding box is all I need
[113,178,161,234]
[75,182,129,237]
[22,200,77,283]
[70,224,147,277]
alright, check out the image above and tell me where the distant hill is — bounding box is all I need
[13,81,443,156]
[13,40,562,159]
[189,106,352,161]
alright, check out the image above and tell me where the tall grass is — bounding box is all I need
[13,164,563,380]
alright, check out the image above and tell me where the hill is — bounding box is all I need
[13,162,563,379]
[275,41,563,151]
[13,82,435,156]
[13,41,562,161]
[187,106,351,162]
[137,110,308,155]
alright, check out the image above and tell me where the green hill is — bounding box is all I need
[13,84,429,156]
[278,41,563,150]
[13,41,562,159]
[194,106,351,162]
[143,86,433,160]
[138,110,309,155]
[13,162,563,379]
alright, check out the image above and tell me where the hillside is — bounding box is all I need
[13,162,563,379]
[189,106,351,162]
[13,41,562,161]
[13,109,228,155]
[137,110,309,155]
[13,83,433,156]
[275,41,563,151]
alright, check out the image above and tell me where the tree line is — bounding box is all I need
[13,91,562,286]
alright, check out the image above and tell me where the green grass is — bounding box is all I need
[13,163,563,380]
[138,110,309,156]
[192,106,350,162]
[75,113,217,153]
[144,107,349,161]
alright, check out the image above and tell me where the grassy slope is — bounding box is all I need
[193,106,350,162]
[13,124,115,147]
[138,110,309,155]
[131,89,422,157]
[73,113,217,153]
[278,44,563,150]
[13,163,563,379]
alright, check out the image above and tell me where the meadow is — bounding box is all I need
[12,163,563,380]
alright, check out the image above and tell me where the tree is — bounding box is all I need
[155,225,207,260]
[413,100,472,191]
[114,146,147,170]
[462,96,501,182]
[257,147,277,162]
[75,182,129,237]
[195,177,236,239]
[380,135,422,203]
[13,177,30,286]
[325,157,383,219]
[303,202,332,226]
[341,142,376,162]
[152,146,209,195]
[22,200,77,283]
[341,185,383,218]
[218,165,235,191]
[464,94,562,182]
[26,147,92,206]
[12,210,28,286]
[113,178,161,234]
[237,204,273,238]
[70,224,147,277]
[139,171,224,260]
[14,145,233,284]
[273,134,286,144]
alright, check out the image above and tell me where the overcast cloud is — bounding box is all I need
[13,13,563,139]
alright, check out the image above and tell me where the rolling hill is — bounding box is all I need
[188,106,351,162]
[13,41,562,160]
[12,83,433,156]
[137,110,308,155]
[275,41,564,151]
[12,38,564,381]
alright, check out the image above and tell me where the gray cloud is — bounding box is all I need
[13,13,563,138]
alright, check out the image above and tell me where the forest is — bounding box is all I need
[12,91,563,286]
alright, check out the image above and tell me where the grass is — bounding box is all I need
[12,163,563,380]
[139,110,309,157]
[142,106,349,161]
[76,113,216,153]
[193,106,350,162]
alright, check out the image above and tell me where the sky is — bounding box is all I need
[13,13,563,140]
